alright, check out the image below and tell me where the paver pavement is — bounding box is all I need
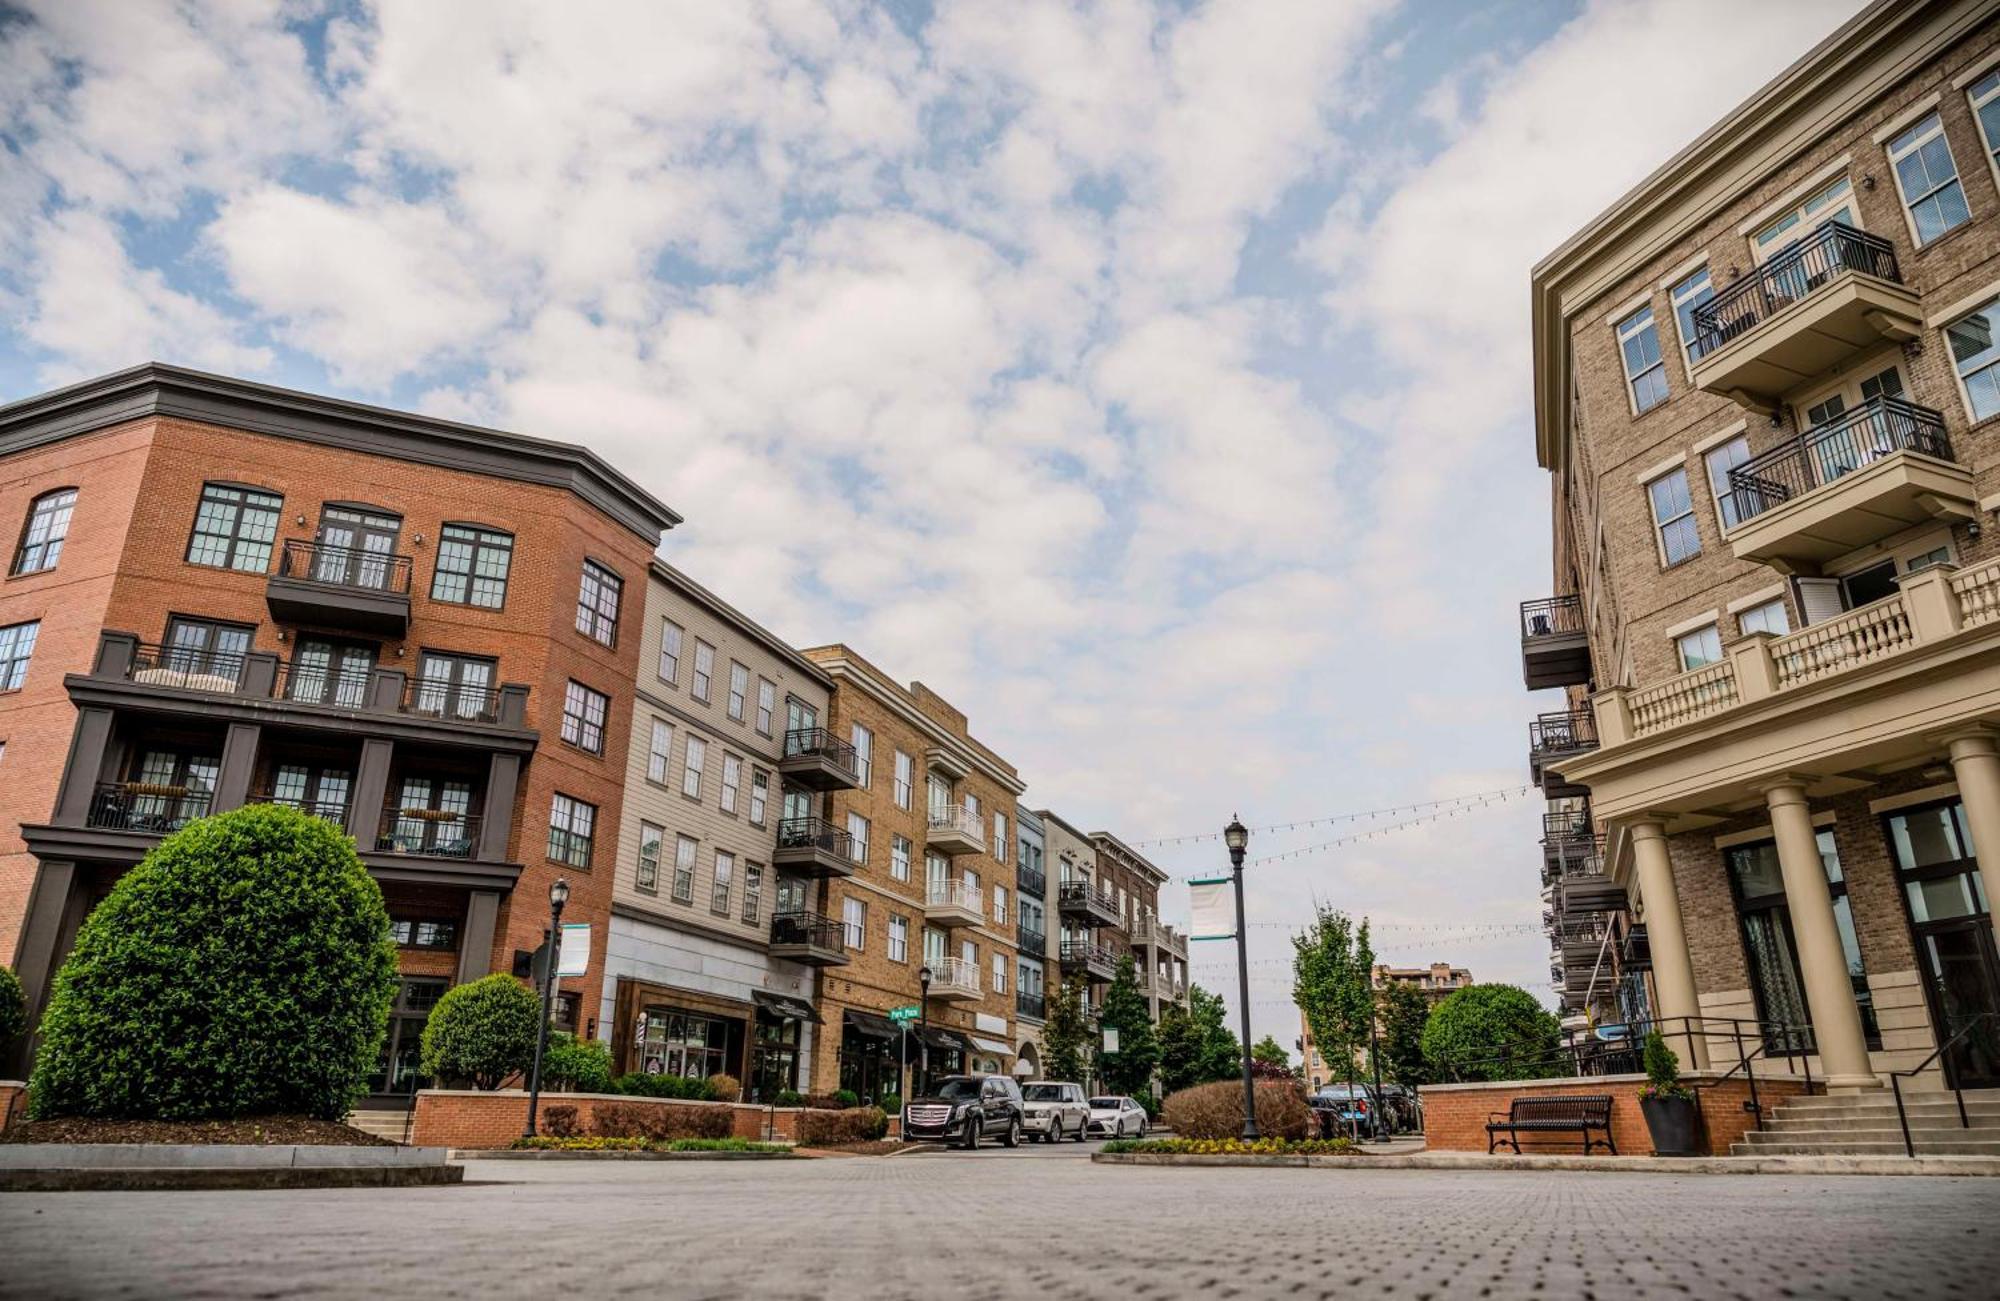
[4,1141,1996,1299]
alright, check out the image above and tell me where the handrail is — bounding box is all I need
[278,538,414,594]
[1690,219,1899,358]
[1888,1011,2000,1157]
[1727,396,1950,524]
[1520,595,1584,640]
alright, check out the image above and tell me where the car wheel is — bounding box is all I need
[963,1115,980,1151]
[1003,1118,1021,1148]
[1075,1118,1087,1142]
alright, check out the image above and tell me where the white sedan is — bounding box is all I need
[1086,1096,1148,1139]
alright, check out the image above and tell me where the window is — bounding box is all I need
[576,560,622,646]
[888,914,909,963]
[723,661,748,721]
[1946,297,2000,422]
[994,884,1007,925]
[1804,365,1904,430]
[1886,111,1969,245]
[1726,830,1878,1055]
[755,678,775,736]
[560,680,609,754]
[636,822,663,894]
[993,952,1007,993]
[712,850,735,916]
[547,793,596,868]
[691,641,714,702]
[720,754,742,814]
[893,751,913,809]
[410,651,495,719]
[743,863,763,925]
[646,718,674,784]
[430,524,512,608]
[1970,69,2000,181]
[993,812,1007,862]
[683,736,706,800]
[673,835,697,903]
[890,834,912,882]
[842,897,867,951]
[847,811,870,866]
[1738,598,1790,638]
[1703,436,1751,531]
[0,621,38,691]
[1675,624,1724,671]
[749,769,769,826]
[850,723,873,786]
[1754,176,1857,262]
[186,483,281,572]
[659,620,683,685]
[1617,305,1669,413]
[1648,468,1700,565]
[1668,267,1713,364]
[389,919,458,950]
[13,488,76,575]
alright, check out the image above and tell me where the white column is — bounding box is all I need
[1630,819,1707,1070]
[1760,780,1877,1091]
[1946,729,2000,925]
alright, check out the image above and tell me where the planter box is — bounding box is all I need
[1417,1072,1813,1157]
[411,1089,825,1149]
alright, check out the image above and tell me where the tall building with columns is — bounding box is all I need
[1526,0,2000,1093]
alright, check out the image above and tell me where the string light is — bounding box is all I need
[1131,785,1531,849]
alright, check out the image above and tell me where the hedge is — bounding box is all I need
[0,965,24,1056]
[1160,1079,1311,1141]
[27,804,399,1121]
[541,1034,615,1094]
[419,974,541,1090]
[590,1101,733,1142]
[797,1106,889,1145]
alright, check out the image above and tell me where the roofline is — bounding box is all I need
[1089,829,1167,884]
[0,362,682,542]
[1530,0,1992,469]
[1034,807,1097,850]
[648,560,832,689]
[798,643,1026,796]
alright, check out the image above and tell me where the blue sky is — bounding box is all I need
[0,0,1862,1034]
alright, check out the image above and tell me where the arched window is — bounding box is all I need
[12,487,77,575]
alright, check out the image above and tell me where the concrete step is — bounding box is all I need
[1767,1100,2000,1120]
[1759,1114,2000,1132]
[1741,1125,2000,1143]
[345,1108,413,1145]
[1731,1138,2000,1156]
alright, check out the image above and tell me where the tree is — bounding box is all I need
[420,973,542,1090]
[1095,955,1160,1096]
[1420,984,1562,1083]
[1250,1034,1292,1070]
[0,965,24,1059]
[1376,980,1431,1086]
[1041,971,1092,1085]
[28,804,398,1121]
[1292,907,1375,1098]
[1187,984,1243,1084]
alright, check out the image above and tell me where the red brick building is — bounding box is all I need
[0,364,679,1095]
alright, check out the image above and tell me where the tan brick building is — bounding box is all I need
[1093,831,1189,1019]
[797,646,1025,1100]
[0,365,678,1092]
[1527,0,2000,1093]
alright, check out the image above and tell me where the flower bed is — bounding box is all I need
[1101,1137,1358,1156]
[510,1136,787,1154]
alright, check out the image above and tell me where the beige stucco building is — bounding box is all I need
[1529,0,2000,1093]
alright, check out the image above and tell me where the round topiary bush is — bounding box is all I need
[1420,983,1563,1082]
[0,965,25,1059]
[540,1033,615,1094]
[28,804,398,1121]
[419,973,541,1089]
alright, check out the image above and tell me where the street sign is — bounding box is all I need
[887,1005,921,1023]
[1103,1027,1120,1053]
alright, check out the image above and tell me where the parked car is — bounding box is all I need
[1086,1095,1148,1139]
[1019,1081,1090,1143]
[1310,1083,1376,1138]
[902,1074,1024,1149]
[1374,1082,1422,1135]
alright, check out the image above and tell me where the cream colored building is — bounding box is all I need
[1529,0,2000,1094]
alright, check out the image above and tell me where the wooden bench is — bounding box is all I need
[1486,1095,1616,1154]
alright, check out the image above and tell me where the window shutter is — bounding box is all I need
[1791,576,1844,626]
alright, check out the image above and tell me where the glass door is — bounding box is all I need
[286,638,377,708]
[1888,799,2000,1088]
[316,506,402,589]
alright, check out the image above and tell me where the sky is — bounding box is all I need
[0,0,1864,1040]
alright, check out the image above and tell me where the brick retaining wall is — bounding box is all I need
[0,1082,25,1131]
[1419,1073,1813,1156]
[410,1089,882,1148]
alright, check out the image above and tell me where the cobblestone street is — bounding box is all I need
[5,1148,1997,1299]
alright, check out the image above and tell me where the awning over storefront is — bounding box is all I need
[916,1025,969,1054]
[754,990,820,1024]
[844,1009,899,1041]
[969,1037,1012,1056]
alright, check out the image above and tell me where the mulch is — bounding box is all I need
[0,1115,394,1146]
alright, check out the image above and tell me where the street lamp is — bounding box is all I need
[917,964,934,1096]
[523,876,571,1139]
[1225,816,1257,1141]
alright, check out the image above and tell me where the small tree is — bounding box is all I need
[1096,955,1160,1096]
[1377,980,1431,1086]
[540,1033,615,1094]
[1041,972,1092,1084]
[420,973,541,1090]
[0,966,24,1059]
[28,804,398,1120]
[1292,907,1375,1101]
[1639,1030,1689,1100]
[1420,984,1562,1083]
[1188,985,1244,1084]
[1250,1034,1291,1071]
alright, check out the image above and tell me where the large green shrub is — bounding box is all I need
[28,804,398,1121]
[1420,984,1563,1083]
[540,1033,615,1094]
[0,965,25,1058]
[592,1101,733,1141]
[615,1071,716,1101]
[798,1105,888,1145]
[419,973,541,1089]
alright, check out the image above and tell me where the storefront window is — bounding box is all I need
[637,1008,736,1079]
[751,1013,800,1101]
[1726,829,1879,1055]
[369,979,447,1095]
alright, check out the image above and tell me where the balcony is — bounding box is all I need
[1060,939,1119,980]
[129,643,246,694]
[84,781,212,834]
[768,910,849,966]
[1724,398,1977,573]
[1017,921,1046,955]
[1688,221,1921,408]
[1520,596,1591,690]
[925,804,986,856]
[1527,709,1596,798]
[771,817,858,878]
[1557,873,1628,916]
[1015,990,1046,1022]
[1541,809,1597,865]
[1557,917,1611,968]
[375,802,482,860]
[1130,916,1188,958]
[247,788,351,827]
[924,878,984,928]
[266,539,413,637]
[926,955,982,1001]
[1057,880,1121,928]
[1017,858,1046,898]
[776,728,860,791]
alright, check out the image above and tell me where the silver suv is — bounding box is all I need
[1019,1081,1089,1143]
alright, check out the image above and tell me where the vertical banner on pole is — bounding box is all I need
[1188,877,1236,940]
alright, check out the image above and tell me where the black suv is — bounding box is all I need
[902,1074,1024,1149]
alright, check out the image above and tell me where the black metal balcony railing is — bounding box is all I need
[1058,881,1119,915]
[1017,923,1046,955]
[770,910,845,954]
[128,643,246,693]
[1519,595,1584,640]
[1060,939,1117,969]
[249,789,351,825]
[278,538,413,594]
[1727,397,1952,524]
[278,660,375,710]
[86,781,213,833]
[1016,991,1047,1020]
[1529,709,1598,759]
[774,816,857,861]
[1541,808,1595,845]
[1017,860,1047,898]
[375,804,481,859]
[781,727,859,772]
[1690,220,1901,359]
[401,678,504,724]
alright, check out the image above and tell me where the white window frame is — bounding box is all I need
[1885,110,1971,248]
[691,640,714,703]
[1675,623,1725,672]
[993,812,1007,863]
[888,914,909,963]
[1737,598,1790,638]
[755,678,775,737]
[1668,265,1713,370]
[682,735,706,800]
[847,811,870,867]
[646,717,673,784]
[892,751,913,810]
[994,884,1007,925]
[720,753,742,815]
[673,834,697,904]
[636,821,663,895]
[727,661,749,722]
[1752,175,1859,264]
[1616,304,1669,415]
[850,723,873,787]
[843,897,867,952]
[890,834,911,882]
[749,769,769,826]
[1945,295,2000,425]
[1702,435,1751,533]
[992,952,1006,994]
[711,850,734,916]
[1647,467,1701,567]
[1967,68,2000,201]
[658,620,683,686]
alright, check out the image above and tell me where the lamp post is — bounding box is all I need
[523,876,570,1139]
[917,964,933,1096]
[1367,992,1390,1144]
[1226,817,1257,1141]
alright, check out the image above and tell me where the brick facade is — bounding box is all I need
[408,1088,809,1148]
[1419,1074,1814,1157]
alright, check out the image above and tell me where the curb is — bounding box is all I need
[1090,1151,2000,1176]
[451,1149,795,1161]
[0,1144,451,1170]
[1,1164,463,1192]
